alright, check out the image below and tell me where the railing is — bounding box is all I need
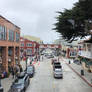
[78,51,92,59]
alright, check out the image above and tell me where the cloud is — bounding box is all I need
[0,0,78,43]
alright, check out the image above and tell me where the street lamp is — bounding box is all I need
[26,57,28,71]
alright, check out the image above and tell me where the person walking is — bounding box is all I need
[19,65,23,73]
[11,66,15,79]
[42,55,43,61]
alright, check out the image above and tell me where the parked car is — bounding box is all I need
[53,62,61,66]
[53,64,62,71]
[0,86,3,92]
[9,72,30,92]
[0,80,3,92]
[53,68,63,78]
[46,54,54,58]
[73,59,81,65]
[26,65,35,78]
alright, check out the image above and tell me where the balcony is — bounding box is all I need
[78,50,92,59]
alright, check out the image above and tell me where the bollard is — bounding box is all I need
[69,60,71,64]
[81,69,84,76]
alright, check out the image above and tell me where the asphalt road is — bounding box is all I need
[26,57,92,92]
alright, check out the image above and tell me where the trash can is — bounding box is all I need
[81,69,84,75]
[69,60,71,64]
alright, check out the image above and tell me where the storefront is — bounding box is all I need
[79,57,92,72]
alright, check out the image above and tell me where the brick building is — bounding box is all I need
[20,37,39,59]
[0,16,20,72]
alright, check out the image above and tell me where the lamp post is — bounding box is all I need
[24,50,28,71]
[26,57,28,71]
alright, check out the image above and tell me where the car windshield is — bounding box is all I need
[55,69,62,72]
[27,68,32,72]
[14,78,24,84]
[27,66,33,70]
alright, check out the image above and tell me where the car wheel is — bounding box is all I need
[22,89,25,92]
[28,80,30,85]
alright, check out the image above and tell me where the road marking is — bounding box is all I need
[53,83,55,89]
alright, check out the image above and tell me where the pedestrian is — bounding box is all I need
[39,55,40,61]
[42,56,43,61]
[58,57,59,62]
[11,66,15,79]
[14,66,18,78]
[19,65,23,73]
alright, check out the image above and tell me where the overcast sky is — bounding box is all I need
[0,0,78,43]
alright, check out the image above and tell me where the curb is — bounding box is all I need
[62,58,92,87]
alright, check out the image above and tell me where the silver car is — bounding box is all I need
[53,69,63,78]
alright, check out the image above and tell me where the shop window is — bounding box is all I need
[70,51,77,57]
[87,44,91,51]
[27,49,32,55]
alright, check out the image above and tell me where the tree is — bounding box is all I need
[53,0,92,42]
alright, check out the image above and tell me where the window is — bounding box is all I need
[21,43,24,47]
[16,32,20,42]
[70,51,77,57]
[27,49,32,55]
[8,30,14,41]
[0,25,7,40]
[87,44,91,51]
[26,43,32,47]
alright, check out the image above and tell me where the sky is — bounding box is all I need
[0,0,78,43]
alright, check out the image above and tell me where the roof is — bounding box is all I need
[84,38,92,43]
[23,35,43,43]
[0,15,20,29]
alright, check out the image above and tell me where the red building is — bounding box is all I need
[66,48,78,58]
[0,16,20,72]
[20,37,39,59]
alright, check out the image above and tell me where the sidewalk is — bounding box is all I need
[1,60,26,92]
[1,59,39,92]
[62,57,92,87]
[1,75,14,92]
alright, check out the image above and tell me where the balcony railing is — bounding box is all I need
[78,50,92,59]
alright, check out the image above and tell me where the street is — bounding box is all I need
[26,57,92,92]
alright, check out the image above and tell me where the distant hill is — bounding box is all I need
[23,35,43,43]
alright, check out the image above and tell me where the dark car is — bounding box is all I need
[53,62,61,67]
[53,64,62,71]
[0,80,3,92]
[0,86,3,92]
[46,54,54,58]
[73,59,81,65]
[53,62,62,71]
[9,72,30,92]
[26,65,35,78]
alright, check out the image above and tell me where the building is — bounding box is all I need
[23,35,43,44]
[78,38,92,72]
[20,37,39,59]
[0,16,20,72]
[66,47,78,58]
